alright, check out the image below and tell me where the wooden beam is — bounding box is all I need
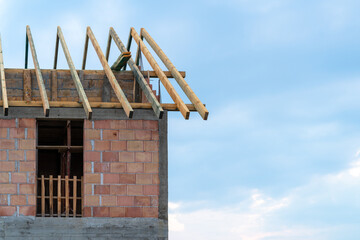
[82,33,89,70]
[26,26,50,116]
[53,34,59,69]
[123,30,133,71]
[86,27,133,118]
[0,35,8,116]
[23,69,32,102]
[56,26,92,119]
[111,52,131,71]
[130,28,190,119]
[0,100,202,111]
[109,27,164,119]
[141,28,209,120]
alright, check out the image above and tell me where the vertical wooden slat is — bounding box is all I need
[65,175,69,217]
[66,120,71,176]
[57,175,61,217]
[41,175,45,217]
[82,35,89,70]
[0,35,8,116]
[73,176,77,217]
[49,175,53,216]
[53,35,59,69]
[81,176,83,217]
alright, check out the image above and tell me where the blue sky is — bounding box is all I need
[1,0,360,239]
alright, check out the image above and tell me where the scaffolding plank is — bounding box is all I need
[49,175,53,217]
[0,35,8,115]
[56,27,92,119]
[73,176,77,218]
[130,28,189,119]
[86,27,133,118]
[65,175,69,217]
[141,28,209,120]
[26,26,50,116]
[109,27,164,119]
[57,175,61,217]
[41,175,45,217]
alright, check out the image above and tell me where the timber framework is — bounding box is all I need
[0,26,208,120]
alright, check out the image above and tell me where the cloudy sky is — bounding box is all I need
[1,0,360,239]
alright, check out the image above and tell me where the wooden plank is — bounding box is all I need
[141,28,209,120]
[109,28,163,119]
[26,26,50,116]
[0,100,202,111]
[41,175,45,217]
[81,176,83,217]
[51,70,57,101]
[57,175,61,217]
[0,35,8,115]
[53,35,59,69]
[57,27,92,119]
[111,53,131,71]
[49,175,53,216]
[130,28,189,119]
[23,69,32,102]
[65,175,69,217]
[123,30,133,71]
[82,34,89,70]
[73,176,77,218]
[86,27,133,118]
[105,32,112,62]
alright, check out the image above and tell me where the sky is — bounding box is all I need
[1,0,360,239]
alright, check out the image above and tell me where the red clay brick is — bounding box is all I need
[0,119,16,128]
[150,196,159,207]
[144,185,159,195]
[85,195,100,206]
[27,195,36,205]
[111,141,126,151]
[85,129,101,140]
[144,163,159,173]
[0,128,8,138]
[94,185,110,195]
[0,173,9,183]
[0,206,16,216]
[127,163,144,173]
[19,139,35,150]
[103,130,118,140]
[117,196,134,206]
[93,207,110,217]
[110,163,126,173]
[102,196,117,206]
[125,207,142,217]
[152,152,159,163]
[0,184,17,194]
[119,152,134,162]
[143,207,158,218]
[134,196,151,206]
[103,152,118,162]
[19,184,35,194]
[136,174,153,185]
[83,207,92,217]
[84,162,92,173]
[135,152,152,163]
[103,174,119,184]
[84,184,92,195]
[9,150,24,161]
[0,151,7,160]
[127,120,143,129]
[0,162,15,171]
[152,175,160,184]
[19,206,36,216]
[135,130,152,140]
[94,141,110,151]
[26,150,36,161]
[11,195,27,205]
[19,162,35,172]
[84,120,93,129]
[151,132,159,141]
[85,174,101,184]
[9,128,25,139]
[110,185,126,195]
[84,141,92,151]
[19,119,35,128]
[144,141,158,152]
[127,185,143,196]
[112,120,127,129]
[119,174,136,184]
[127,141,143,151]
[27,172,36,184]
[143,120,158,130]
[26,129,35,139]
[11,172,27,183]
[110,207,125,217]
[84,151,101,162]
[94,162,110,173]
[118,130,135,140]
[94,120,112,129]
[0,195,8,205]
[0,139,15,149]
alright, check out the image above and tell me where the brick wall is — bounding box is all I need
[83,119,160,218]
[0,119,36,216]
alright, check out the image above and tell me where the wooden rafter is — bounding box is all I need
[25,26,50,116]
[54,26,92,119]
[0,35,8,116]
[83,27,133,118]
[108,27,164,119]
[130,28,190,119]
[141,28,209,120]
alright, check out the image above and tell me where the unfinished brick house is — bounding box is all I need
[0,26,208,239]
